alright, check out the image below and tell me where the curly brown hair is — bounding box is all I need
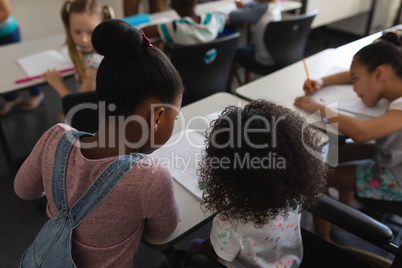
[199,99,328,227]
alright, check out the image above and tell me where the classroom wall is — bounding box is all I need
[304,0,372,29]
[328,0,401,35]
[9,0,124,41]
[303,0,400,35]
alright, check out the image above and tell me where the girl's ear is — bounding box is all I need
[375,65,387,83]
[151,107,165,132]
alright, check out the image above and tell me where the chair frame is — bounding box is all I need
[164,32,241,106]
[235,9,318,86]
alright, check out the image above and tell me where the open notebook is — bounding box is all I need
[149,111,221,200]
[17,48,74,77]
[311,66,389,118]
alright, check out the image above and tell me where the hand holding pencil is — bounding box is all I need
[302,58,322,95]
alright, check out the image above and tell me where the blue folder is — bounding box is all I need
[122,14,151,26]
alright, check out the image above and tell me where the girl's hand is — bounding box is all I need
[303,78,323,95]
[42,69,64,88]
[294,95,324,113]
[235,0,246,8]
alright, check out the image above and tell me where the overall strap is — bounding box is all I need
[52,130,91,213]
[69,153,146,228]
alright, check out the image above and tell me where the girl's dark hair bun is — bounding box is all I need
[379,31,402,47]
[91,19,143,58]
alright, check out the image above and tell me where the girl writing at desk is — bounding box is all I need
[42,0,114,98]
[294,29,402,242]
[15,19,183,267]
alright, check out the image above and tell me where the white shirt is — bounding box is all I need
[210,211,302,268]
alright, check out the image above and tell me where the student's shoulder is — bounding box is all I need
[40,123,73,143]
[131,157,173,181]
[30,123,73,155]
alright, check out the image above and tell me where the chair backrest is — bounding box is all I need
[164,32,240,106]
[61,91,99,133]
[264,9,318,68]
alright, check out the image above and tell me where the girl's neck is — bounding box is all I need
[79,120,141,160]
[382,76,402,102]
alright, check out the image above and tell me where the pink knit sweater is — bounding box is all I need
[14,124,179,267]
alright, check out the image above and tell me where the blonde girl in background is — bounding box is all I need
[43,0,114,98]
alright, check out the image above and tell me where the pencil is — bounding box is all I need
[302,58,313,89]
[15,67,75,84]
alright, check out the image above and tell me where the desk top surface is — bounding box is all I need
[235,31,383,135]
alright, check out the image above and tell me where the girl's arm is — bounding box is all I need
[43,69,72,98]
[143,166,179,238]
[77,67,97,93]
[304,71,352,95]
[43,67,96,97]
[14,127,55,199]
[0,0,11,23]
[294,96,402,142]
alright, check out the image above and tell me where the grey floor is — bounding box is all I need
[1,26,400,267]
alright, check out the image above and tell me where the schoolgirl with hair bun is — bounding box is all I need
[294,27,402,242]
[43,0,114,99]
[15,19,184,267]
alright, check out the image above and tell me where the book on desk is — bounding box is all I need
[16,48,74,83]
[149,111,221,200]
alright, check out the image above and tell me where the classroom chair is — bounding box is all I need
[353,196,402,259]
[310,194,402,268]
[176,194,401,268]
[234,9,318,85]
[164,32,240,107]
[61,91,99,133]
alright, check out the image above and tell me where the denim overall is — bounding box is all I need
[19,130,145,267]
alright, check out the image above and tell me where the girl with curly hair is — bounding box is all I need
[188,99,328,268]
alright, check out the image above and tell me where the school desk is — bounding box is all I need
[0,33,68,96]
[144,0,302,23]
[234,30,384,136]
[141,92,249,250]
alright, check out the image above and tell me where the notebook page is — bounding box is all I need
[149,129,207,200]
[17,49,74,77]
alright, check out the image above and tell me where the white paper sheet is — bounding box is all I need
[17,49,74,77]
[149,112,221,200]
[149,129,207,200]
